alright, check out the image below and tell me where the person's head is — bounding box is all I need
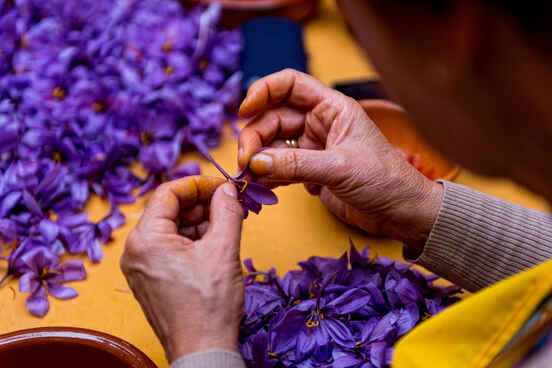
[338,0,552,199]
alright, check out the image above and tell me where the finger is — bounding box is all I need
[238,106,306,168]
[239,69,331,118]
[248,148,347,186]
[178,221,209,240]
[179,203,208,225]
[139,176,225,230]
[204,183,244,254]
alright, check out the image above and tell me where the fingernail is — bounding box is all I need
[222,183,237,198]
[250,153,273,176]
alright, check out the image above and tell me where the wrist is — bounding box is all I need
[165,330,239,363]
[383,178,443,252]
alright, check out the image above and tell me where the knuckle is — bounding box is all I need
[155,182,172,197]
[124,229,147,259]
[281,150,300,180]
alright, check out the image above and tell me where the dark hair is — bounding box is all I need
[386,0,552,36]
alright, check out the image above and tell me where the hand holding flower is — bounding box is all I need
[120,176,245,362]
[238,69,443,254]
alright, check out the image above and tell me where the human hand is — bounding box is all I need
[120,176,245,362]
[238,69,442,250]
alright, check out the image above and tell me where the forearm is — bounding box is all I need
[170,350,246,368]
[407,180,552,292]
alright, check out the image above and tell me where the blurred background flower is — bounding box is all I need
[0,0,242,316]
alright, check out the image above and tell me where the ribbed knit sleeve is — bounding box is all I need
[170,350,246,368]
[412,180,552,292]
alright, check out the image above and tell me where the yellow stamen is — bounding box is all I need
[320,313,325,319]
[164,66,173,75]
[355,341,361,346]
[306,320,319,328]
[240,180,248,193]
[162,41,173,52]
[92,102,106,112]
[293,299,301,305]
[52,152,63,163]
[20,35,29,48]
[267,352,278,358]
[52,87,66,100]
[50,213,58,222]
[140,132,153,145]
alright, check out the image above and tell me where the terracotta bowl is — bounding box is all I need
[0,327,157,368]
[182,0,319,27]
[360,99,460,181]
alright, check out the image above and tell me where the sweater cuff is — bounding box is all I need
[409,180,552,292]
[170,350,246,368]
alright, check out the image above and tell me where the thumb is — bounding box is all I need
[204,183,244,254]
[248,148,347,186]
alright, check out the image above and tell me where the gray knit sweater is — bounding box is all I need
[170,180,552,368]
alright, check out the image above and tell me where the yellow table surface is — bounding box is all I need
[0,1,549,367]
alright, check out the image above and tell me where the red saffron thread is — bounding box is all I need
[8,286,16,300]
[114,288,131,294]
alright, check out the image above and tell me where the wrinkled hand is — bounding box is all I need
[238,69,442,249]
[121,176,245,362]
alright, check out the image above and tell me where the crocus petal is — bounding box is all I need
[87,238,103,263]
[0,218,21,240]
[38,219,59,244]
[370,342,387,368]
[325,288,372,316]
[270,309,306,354]
[0,191,21,217]
[395,278,423,305]
[349,238,369,268]
[57,260,86,282]
[167,161,201,180]
[370,311,398,342]
[240,192,262,215]
[19,247,59,274]
[103,206,125,230]
[22,190,43,217]
[19,272,39,293]
[242,182,278,205]
[332,355,363,368]
[312,341,333,363]
[243,258,256,273]
[57,212,89,227]
[47,283,78,300]
[322,318,355,347]
[396,303,420,337]
[295,330,316,362]
[138,176,160,197]
[26,285,49,317]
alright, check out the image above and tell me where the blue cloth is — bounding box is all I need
[240,17,308,91]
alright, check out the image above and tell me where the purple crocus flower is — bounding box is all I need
[0,0,242,318]
[17,246,86,317]
[71,206,125,262]
[192,137,278,218]
[139,161,201,196]
[239,241,461,368]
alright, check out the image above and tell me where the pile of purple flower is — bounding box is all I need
[0,0,242,317]
[239,241,461,368]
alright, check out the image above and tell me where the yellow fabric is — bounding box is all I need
[0,1,550,367]
[394,259,552,368]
